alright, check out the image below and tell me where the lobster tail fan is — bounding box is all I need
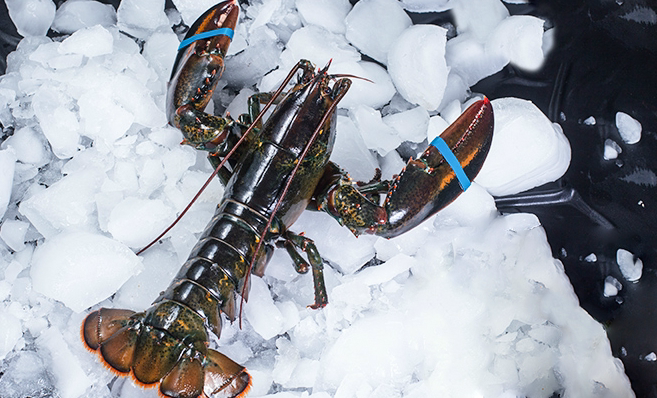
[132,327,184,385]
[203,349,251,398]
[82,308,136,351]
[160,357,205,398]
[98,325,139,374]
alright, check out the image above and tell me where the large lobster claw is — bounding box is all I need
[166,0,240,149]
[316,97,494,238]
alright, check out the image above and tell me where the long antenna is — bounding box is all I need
[238,78,350,326]
[136,62,309,256]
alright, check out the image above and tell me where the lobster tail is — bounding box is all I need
[98,325,139,374]
[82,306,250,398]
[204,349,251,398]
[160,357,205,398]
[82,308,137,351]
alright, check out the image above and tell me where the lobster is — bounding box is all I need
[81,1,494,397]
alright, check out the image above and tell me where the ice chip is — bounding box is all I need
[36,327,92,398]
[245,276,284,340]
[78,91,134,144]
[30,231,142,312]
[603,276,622,297]
[349,105,401,156]
[354,254,417,286]
[5,0,56,37]
[330,115,379,183]
[487,15,546,71]
[452,0,509,41]
[296,0,351,34]
[616,111,642,144]
[58,25,114,58]
[51,0,117,34]
[344,0,412,65]
[279,26,361,72]
[117,0,170,37]
[291,210,377,275]
[604,139,622,161]
[19,168,104,238]
[387,25,449,111]
[143,31,180,81]
[0,149,16,219]
[445,33,508,87]
[171,0,221,26]
[0,220,30,252]
[329,61,396,110]
[616,248,642,282]
[31,86,80,159]
[0,311,22,361]
[382,106,430,143]
[475,97,571,196]
[107,197,175,248]
[3,126,48,166]
[399,0,456,12]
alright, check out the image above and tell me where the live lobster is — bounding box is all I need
[81,1,494,397]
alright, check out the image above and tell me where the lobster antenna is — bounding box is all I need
[330,74,374,84]
[238,78,351,327]
[136,62,311,256]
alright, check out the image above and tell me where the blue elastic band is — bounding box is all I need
[429,136,471,191]
[178,28,235,50]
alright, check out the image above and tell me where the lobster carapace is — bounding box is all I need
[82,1,494,397]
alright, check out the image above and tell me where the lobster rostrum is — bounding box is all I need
[82,1,494,398]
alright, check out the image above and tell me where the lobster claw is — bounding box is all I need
[167,0,240,148]
[317,98,494,238]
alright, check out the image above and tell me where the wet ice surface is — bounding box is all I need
[0,0,637,397]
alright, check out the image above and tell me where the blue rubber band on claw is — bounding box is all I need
[178,28,235,50]
[429,136,471,191]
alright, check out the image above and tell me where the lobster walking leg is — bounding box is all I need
[278,231,327,308]
[315,98,494,238]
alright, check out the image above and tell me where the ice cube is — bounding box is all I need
[0,311,22,361]
[349,105,401,156]
[475,97,571,196]
[51,0,117,34]
[344,0,411,65]
[244,276,284,340]
[487,15,546,71]
[388,25,449,111]
[382,106,430,143]
[0,149,16,219]
[0,220,30,252]
[58,25,114,58]
[117,0,170,38]
[30,231,142,312]
[19,168,105,238]
[5,0,56,37]
[616,111,642,144]
[616,248,642,282]
[330,115,379,183]
[452,0,509,41]
[296,0,351,34]
[107,197,175,248]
